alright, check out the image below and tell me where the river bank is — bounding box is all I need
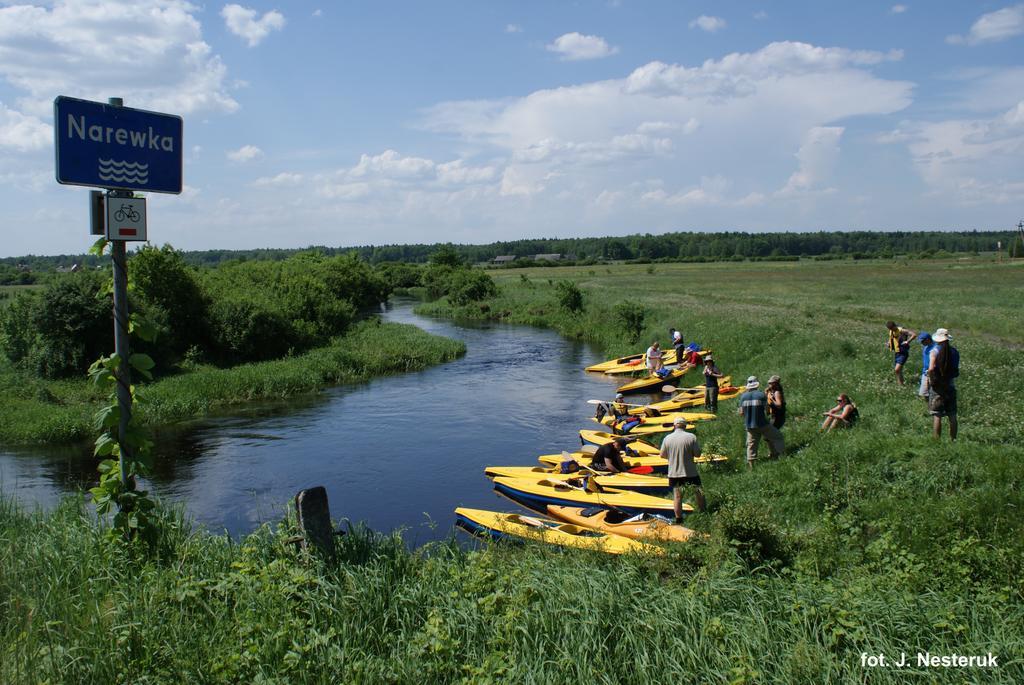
[0,319,465,445]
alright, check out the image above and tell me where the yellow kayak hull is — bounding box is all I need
[585,349,678,374]
[579,430,660,454]
[546,505,700,543]
[598,350,680,375]
[616,365,693,394]
[484,466,671,495]
[539,452,729,471]
[454,508,660,555]
[492,476,689,517]
[627,377,733,414]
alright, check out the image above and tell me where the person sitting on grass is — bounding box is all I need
[821,394,859,431]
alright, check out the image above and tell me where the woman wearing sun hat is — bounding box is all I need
[927,328,959,440]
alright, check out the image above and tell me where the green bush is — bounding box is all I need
[208,299,293,363]
[447,269,498,306]
[130,244,210,363]
[0,290,40,364]
[555,280,584,313]
[613,300,646,343]
[29,274,112,378]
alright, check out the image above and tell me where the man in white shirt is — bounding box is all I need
[660,416,706,521]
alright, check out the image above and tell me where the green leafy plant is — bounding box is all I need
[555,280,584,314]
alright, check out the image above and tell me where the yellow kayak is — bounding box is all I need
[539,451,729,471]
[585,349,678,373]
[616,365,693,394]
[547,505,700,543]
[579,430,660,454]
[537,451,670,473]
[599,410,717,428]
[628,377,734,414]
[492,476,689,517]
[484,466,671,495]
[599,349,680,376]
[454,508,661,555]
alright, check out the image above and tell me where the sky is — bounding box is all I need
[1,1,1023,257]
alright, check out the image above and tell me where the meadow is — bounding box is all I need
[2,257,1023,682]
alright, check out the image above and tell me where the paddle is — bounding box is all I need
[586,399,647,408]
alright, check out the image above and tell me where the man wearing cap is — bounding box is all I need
[926,328,959,440]
[703,354,724,411]
[917,331,935,400]
[611,393,631,421]
[738,376,784,469]
[660,415,705,519]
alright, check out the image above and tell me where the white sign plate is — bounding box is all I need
[105,197,147,241]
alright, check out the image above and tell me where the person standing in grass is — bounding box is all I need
[703,354,724,411]
[670,327,685,363]
[645,341,664,373]
[738,376,784,469]
[660,415,705,519]
[766,375,786,429]
[885,321,916,386]
[927,328,959,441]
[917,331,935,400]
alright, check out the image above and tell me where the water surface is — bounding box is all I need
[0,301,664,543]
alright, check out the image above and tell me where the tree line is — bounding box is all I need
[1,230,1017,274]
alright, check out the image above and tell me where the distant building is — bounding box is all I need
[492,255,517,264]
[533,253,563,261]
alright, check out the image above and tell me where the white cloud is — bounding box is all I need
[946,4,1024,46]
[753,11,768,20]
[419,41,911,219]
[505,23,522,34]
[254,172,304,187]
[312,9,322,18]
[0,0,237,117]
[882,101,1024,205]
[227,145,263,162]
[890,4,908,14]
[689,15,726,33]
[779,126,844,195]
[546,32,619,61]
[221,4,286,47]
[0,101,49,151]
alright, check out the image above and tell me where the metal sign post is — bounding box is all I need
[54,94,183,490]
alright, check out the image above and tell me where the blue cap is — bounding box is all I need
[918,332,932,342]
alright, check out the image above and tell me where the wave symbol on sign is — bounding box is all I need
[98,159,149,184]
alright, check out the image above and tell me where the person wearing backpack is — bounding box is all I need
[927,328,959,440]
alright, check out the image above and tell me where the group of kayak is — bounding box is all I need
[454,346,738,555]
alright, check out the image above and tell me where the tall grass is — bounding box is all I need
[1,497,1021,683]
[0,320,464,444]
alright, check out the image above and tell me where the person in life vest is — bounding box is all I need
[703,354,724,411]
[821,394,859,431]
[927,328,959,440]
[885,321,917,386]
[766,375,786,429]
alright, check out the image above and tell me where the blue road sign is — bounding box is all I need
[54,96,183,194]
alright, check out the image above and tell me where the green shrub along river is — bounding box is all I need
[2,257,1023,682]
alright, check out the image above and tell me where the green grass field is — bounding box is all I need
[3,257,1023,682]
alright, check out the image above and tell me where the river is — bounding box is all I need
[0,300,665,544]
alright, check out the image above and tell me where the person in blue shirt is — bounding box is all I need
[917,331,935,399]
[927,328,960,441]
[737,376,784,470]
